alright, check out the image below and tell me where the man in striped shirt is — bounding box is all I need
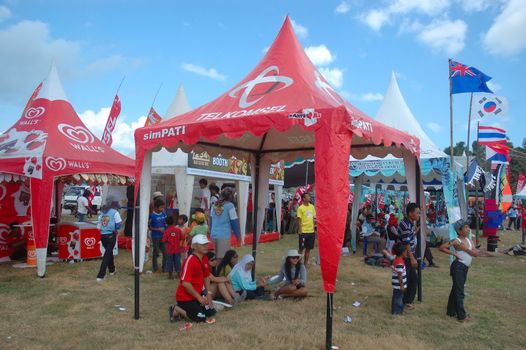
[391,242,407,315]
[397,202,420,309]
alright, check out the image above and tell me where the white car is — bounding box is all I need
[62,186,102,214]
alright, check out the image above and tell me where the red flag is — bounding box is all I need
[144,106,162,127]
[101,95,122,145]
[23,82,43,112]
[290,184,313,209]
[517,173,526,193]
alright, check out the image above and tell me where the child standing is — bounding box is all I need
[189,211,208,237]
[177,214,189,260]
[162,216,184,279]
[391,242,407,315]
[439,219,478,322]
[149,198,167,273]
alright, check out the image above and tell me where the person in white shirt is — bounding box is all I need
[195,178,211,212]
[76,189,92,222]
[439,219,478,322]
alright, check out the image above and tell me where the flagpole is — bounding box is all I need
[465,93,474,224]
[449,59,455,170]
[115,76,126,96]
[475,121,481,244]
[150,82,163,109]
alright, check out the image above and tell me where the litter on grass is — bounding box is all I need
[352,301,361,308]
[343,316,353,323]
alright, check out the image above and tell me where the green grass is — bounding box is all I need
[1,230,525,350]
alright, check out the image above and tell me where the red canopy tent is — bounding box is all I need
[0,64,134,276]
[134,17,421,348]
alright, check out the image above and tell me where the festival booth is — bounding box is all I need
[146,85,284,243]
[133,18,421,348]
[0,65,134,276]
[346,72,466,252]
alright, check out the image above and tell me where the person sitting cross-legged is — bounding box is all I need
[269,249,308,299]
[228,255,271,300]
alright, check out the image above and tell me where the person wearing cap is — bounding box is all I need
[189,211,208,237]
[270,249,308,299]
[149,191,164,213]
[96,198,122,281]
[439,219,478,322]
[172,234,216,323]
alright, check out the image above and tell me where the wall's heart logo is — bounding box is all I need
[84,237,96,247]
[24,107,45,120]
[45,156,67,172]
[58,124,95,144]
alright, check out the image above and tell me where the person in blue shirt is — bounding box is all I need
[96,198,122,281]
[210,187,240,260]
[228,254,270,300]
[149,198,167,273]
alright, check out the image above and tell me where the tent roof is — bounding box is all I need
[135,17,419,163]
[152,84,192,168]
[376,72,446,159]
[0,63,134,179]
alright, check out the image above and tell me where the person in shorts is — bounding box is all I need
[172,234,216,323]
[297,193,316,265]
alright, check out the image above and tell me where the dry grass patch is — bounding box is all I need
[1,230,525,349]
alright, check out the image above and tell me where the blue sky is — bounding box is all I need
[0,0,525,153]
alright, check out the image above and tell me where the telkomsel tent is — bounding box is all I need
[0,64,134,276]
[134,17,421,349]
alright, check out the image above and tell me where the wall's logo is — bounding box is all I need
[289,108,321,127]
[229,66,293,108]
[45,156,67,172]
[84,237,96,248]
[24,107,45,120]
[58,124,95,144]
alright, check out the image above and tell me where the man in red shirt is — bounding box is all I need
[521,206,526,244]
[171,234,216,323]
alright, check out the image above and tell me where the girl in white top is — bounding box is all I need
[439,219,478,322]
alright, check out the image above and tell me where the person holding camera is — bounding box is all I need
[270,249,308,299]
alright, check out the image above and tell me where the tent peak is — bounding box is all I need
[164,83,191,120]
[37,62,68,102]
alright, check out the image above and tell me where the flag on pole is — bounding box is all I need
[478,125,507,145]
[144,106,162,127]
[292,184,313,206]
[486,144,509,164]
[494,164,512,213]
[471,95,508,121]
[101,95,122,146]
[450,60,493,94]
[517,173,526,193]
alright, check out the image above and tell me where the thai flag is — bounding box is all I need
[478,125,507,145]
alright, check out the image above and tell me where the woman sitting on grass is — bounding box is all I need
[206,252,245,306]
[270,249,308,299]
[215,249,239,277]
[228,255,271,300]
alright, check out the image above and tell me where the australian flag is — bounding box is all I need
[450,60,493,94]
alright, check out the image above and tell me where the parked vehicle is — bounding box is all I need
[62,186,102,214]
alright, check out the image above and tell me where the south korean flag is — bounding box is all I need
[471,95,509,121]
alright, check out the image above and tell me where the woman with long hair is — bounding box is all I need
[205,252,245,306]
[215,249,239,277]
[271,249,308,299]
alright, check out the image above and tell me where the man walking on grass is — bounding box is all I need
[297,193,316,266]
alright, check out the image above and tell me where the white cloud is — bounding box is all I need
[85,55,125,75]
[335,1,351,14]
[181,63,227,81]
[305,45,335,66]
[79,107,146,152]
[0,5,11,22]
[360,92,384,102]
[318,67,344,89]
[415,19,467,55]
[361,0,451,31]
[487,81,502,92]
[459,0,491,11]
[483,0,526,56]
[290,18,308,39]
[427,122,442,132]
[0,20,80,103]
[361,9,390,31]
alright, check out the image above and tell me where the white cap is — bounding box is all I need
[192,234,209,245]
[286,249,302,258]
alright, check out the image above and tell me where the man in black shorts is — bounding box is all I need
[297,193,316,265]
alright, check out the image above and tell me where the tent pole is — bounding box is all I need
[325,293,333,350]
[251,153,261,279]
[415,157,423,302]
[134,205,140,320]
[305,160,309,186]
